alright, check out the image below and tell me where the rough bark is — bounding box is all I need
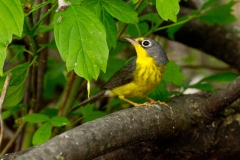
[2,87,240,159]
[13,102,191,160]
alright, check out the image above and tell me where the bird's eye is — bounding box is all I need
[142,40,151,47]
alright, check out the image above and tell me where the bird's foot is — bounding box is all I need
[144,96,169,107]
[133,102,151,107]
[150,100,169,107]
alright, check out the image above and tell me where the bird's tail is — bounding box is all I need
[70,90,106,112]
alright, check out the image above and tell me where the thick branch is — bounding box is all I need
[1,92,240,159]
[14,104,190,160]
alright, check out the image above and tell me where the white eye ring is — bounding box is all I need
[141,40,151,47]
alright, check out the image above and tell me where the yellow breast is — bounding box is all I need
[110,56,165,97]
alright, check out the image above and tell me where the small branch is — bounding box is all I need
[0,73,12,148]
[201,76,240,121]
[62,76,83,116]
[35,3,51,112]
[1,122,26,155]
[58,71,75,115]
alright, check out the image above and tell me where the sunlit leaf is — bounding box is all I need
[0,0,24,75]
[102,0,138,23]
[156,0,179,22]
[54,5,108,80]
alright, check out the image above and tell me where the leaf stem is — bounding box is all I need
[154,16,193,32]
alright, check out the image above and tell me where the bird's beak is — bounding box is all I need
[125,37,138,45]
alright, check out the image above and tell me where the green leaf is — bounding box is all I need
[200,72,238,83]
[102,0,138,24]
[148,80,168,101]
[132,0,139,4]
[2,105,21,119]
[189,83,215,93]
[2,110,12,120]
[163,61,184,86]
[80,104,94,116]
[50,116,71,127]
[82,1,117,48]
[0,0,23,36]
[43,108,59,118]
[199,1,237,25]
[75,104,107,122]
[9,45,25,61]
[33,25,54,36]
[101,11,117,48]
[84,111,108,122]
[126,22,149,37]
[54,5,109,80]
[23,114,50,123]
[32,122,51,146]
[139,13,163,24]
[81,0,102,17]
[201,0,219,10]
[0,0,24,75]
[0,63,29,108]
[156,0,179,22]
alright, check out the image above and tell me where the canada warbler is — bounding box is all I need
[73,37,168,110]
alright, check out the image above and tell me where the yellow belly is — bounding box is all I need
[110,57,165,97]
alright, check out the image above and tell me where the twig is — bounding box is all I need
[1,122,26,155]
[35,3,51,112]
[0,73,12,148]
[58,71,75,115]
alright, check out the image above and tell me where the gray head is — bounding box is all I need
[125,37,168,66]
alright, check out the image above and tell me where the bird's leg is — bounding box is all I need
[144,96,169,107]
[119,95,151,107]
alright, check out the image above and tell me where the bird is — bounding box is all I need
[71,37,169,111]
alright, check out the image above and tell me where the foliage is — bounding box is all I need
[0,0,238,152]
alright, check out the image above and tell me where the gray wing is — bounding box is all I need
[101,58,136,90]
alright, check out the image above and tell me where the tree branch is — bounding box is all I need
[14,104,191,160]
[201,76,240,121]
